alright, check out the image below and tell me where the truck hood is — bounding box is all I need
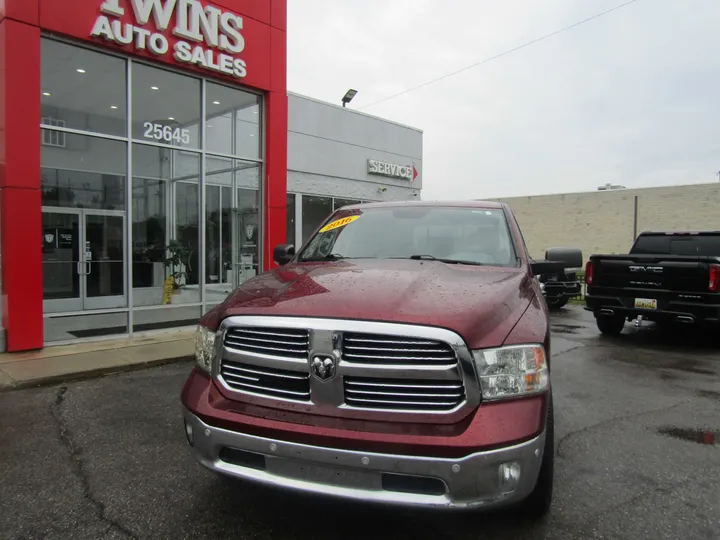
[211,259,534,350]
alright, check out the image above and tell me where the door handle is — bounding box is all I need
[76,261,85,275]
[85,261,92,275]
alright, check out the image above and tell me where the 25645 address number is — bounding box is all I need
[143,122,190,145]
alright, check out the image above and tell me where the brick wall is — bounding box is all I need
[491,183,720,260]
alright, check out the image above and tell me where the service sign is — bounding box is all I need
[368,159,419,182]
[43,0,273,90]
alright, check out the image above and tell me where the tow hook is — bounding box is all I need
[635,315,643,329]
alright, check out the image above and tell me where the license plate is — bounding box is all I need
[634,298,657,310]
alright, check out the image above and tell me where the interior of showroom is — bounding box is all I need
[0,0,422,352]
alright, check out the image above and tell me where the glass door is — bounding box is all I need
[42,209,126,313]
[83,212,127,310]
[43,210,83,313]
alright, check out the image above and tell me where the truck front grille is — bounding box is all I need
[341,333,457,366]
[217,317,478,422]
[220,360,311,401]
[344,377,465,411]
[224,327,309,360]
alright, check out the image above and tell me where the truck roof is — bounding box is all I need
[342,200,506,210]
[638,231,720,236]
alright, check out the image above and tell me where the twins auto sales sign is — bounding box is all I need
[42,0,273,90]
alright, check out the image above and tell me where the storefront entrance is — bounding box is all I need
[42,208,126,313]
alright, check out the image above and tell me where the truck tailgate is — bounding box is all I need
[592,255,710,293]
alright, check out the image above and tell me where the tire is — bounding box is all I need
[520,394,554,519]
[547,297,569,310]
[596,314,625,335]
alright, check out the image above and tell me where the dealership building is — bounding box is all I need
[0,0,423,352]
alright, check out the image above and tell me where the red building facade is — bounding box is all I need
[0,0,288,351]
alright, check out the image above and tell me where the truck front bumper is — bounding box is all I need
[182,408,545,510]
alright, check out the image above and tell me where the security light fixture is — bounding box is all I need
[110,105,118,109]
[342,89,358,108]
[151,86,159,90]
[76,68,86,73]
[213,100,220,105]
[42,92,51,96]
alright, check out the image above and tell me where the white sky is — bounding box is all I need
[286,0,720,200]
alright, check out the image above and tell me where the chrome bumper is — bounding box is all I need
[183,409,545,510]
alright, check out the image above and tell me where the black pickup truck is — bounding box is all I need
[585,231,720,334]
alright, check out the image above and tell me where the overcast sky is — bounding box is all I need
[286,0,720,200]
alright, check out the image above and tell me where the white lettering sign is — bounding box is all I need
[92,0,247,78]
[367,159,416,181]
[143,122,191,144]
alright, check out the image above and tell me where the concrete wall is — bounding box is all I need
[287,93,423,202]
[491,183,720,260]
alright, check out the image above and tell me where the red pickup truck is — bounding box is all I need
[182,201,555,515]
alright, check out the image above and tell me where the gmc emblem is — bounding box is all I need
[629,265,663,273]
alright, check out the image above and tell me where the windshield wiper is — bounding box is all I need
[406,255,483,266]
[301,253,346,262]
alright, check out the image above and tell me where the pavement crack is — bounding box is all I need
[51,386,140,540]
[556,399,691,458]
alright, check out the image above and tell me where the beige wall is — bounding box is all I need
[491,183,720,260]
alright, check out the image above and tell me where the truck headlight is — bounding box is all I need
[471,345,548,400]
[194,325,216,373]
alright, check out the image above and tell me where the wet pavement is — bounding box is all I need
[0,306,718,540]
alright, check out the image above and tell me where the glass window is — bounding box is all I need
[131,63,200,149]
[302,196,333,243]
[205,82,260,158]
[131,144,200,306]
[287,194,296,246]
[298,207,517,267]
[333,198,361,211]
[41,40,127,137]
[41,134,126,210]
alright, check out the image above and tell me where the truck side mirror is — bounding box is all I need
[530,260,568,276]
[274,244,295,266]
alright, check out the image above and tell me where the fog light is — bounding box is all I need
[498,461,521,493]
[184,420,194,446]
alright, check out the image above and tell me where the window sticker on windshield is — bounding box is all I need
[319,215,360,233]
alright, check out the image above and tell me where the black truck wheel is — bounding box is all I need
[596,314,625,335]
[547,297,569,310]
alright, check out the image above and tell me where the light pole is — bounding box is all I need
[342,89,358,108]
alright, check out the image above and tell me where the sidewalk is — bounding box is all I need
[0,330,194,390]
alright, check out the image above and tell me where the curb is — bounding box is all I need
[0,355,194,393]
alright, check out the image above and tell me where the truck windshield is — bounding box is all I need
[631,234,720,256]
[297,206,517,267]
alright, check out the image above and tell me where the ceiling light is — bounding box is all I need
[151,86,159,90]
[110,105,118,109]
[76,68,86,73]
[42,92,51,97]
[213,101,220,105]
[168,117,175,120]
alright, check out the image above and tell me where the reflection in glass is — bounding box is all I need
[132,144,200,306]
[131,63,201,149]
[237,188,259,286]
[205,82,260,158]
[41,39,127,137]
[85,214,124,298]
[333,198,361,211]
[43,212,80,301]
[302,196,333,242]
[41,135,126,210]
[287,194,296,246]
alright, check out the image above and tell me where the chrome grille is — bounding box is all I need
[220,360,310,401]
[342,333,457,366]
[224,327,309,360]
[344,377,465,411]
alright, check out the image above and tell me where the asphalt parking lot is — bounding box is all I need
[1,306,718,540]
